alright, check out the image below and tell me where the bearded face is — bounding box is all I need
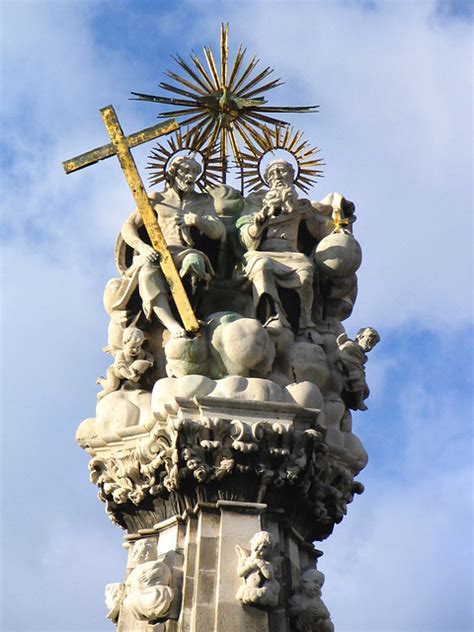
[266,161,294,190]
[172,158,200,193]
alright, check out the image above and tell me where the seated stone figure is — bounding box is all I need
[107,155,225,340]
[236,159,356,336]
[97,327,154,400]
[237,159,317,333]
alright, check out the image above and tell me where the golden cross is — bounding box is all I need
[331,207,350,233]
[63,105,200,333]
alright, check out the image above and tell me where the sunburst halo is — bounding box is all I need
[132,23,318,183]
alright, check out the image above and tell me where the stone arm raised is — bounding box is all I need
[236,213,264,251]
[307,193,356,239]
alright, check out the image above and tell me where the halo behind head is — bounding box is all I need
[239,125,324,194]
[147,128,222,191]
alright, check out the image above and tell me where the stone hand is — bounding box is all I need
[180,212,200,227]
[254,208,269,225]
[140,243,160,263]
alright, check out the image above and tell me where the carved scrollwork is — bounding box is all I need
[88,403,363,541]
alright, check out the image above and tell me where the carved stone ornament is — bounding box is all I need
[105,582,125,624]
[122,560,174,622]
[85,397,363,540]
[289,569,334,632]
[236,531,280,608]
[69,23,382,632]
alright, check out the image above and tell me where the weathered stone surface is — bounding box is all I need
[73,31,380,632]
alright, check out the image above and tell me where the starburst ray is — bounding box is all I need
[190,50,217,92]
[220,22,228,87]
[203,46,221,90]
[227,45,246,90]
[133,23,318,183]
[238,66,275,96]
[169,55,211,94]
[231,54,259,93]
[157,82,202,100]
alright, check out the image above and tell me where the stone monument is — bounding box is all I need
[66,24,379,631]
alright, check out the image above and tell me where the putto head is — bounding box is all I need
[250,530,274,558]
[122,327,145,356]
[300,568,325,597]
[355,327,380,352]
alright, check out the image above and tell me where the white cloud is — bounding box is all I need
[0,2,472,631]
[1,516,125,632]
[194,0,473,331]
[321,465,473,632]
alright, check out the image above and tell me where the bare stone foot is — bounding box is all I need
[168,325,188,339]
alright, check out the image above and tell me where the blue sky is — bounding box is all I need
[1,1,472,630]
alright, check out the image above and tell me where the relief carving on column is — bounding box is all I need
[105,582,125,624]
[236,531,280,608]
[122,560,174,622]
[289,569,334,632]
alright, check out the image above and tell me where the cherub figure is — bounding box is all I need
[337,326,380,411]
[122,560,174,622]
[235,531,280,608]
[97,327,154,400]
[289,569,334,632]
[104,582,125,624]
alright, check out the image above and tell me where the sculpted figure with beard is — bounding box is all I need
[109,155,225,340]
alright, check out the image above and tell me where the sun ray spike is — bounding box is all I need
[203,46,221,90]
[232,55,260,93]
[157,82,202,100]
[170,55,212,94]
[228,128,242,165]
[190,50,217,91]
[237,66,274,96]
[164,69,207,97]
[228,45,246,90]
[220,22,229,88]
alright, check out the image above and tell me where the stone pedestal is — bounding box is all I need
[81,395,364,630]
[112,500,327,632]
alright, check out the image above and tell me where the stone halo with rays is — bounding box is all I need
[147,128,222,192]
[131,23,318,183]
[239,125,324,194]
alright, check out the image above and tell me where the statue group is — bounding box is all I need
[98,152,377,411]
[72,25,379,632]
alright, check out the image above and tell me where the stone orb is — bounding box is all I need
[315,232,362,277]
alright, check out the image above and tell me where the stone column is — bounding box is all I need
[88,398,361,631]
